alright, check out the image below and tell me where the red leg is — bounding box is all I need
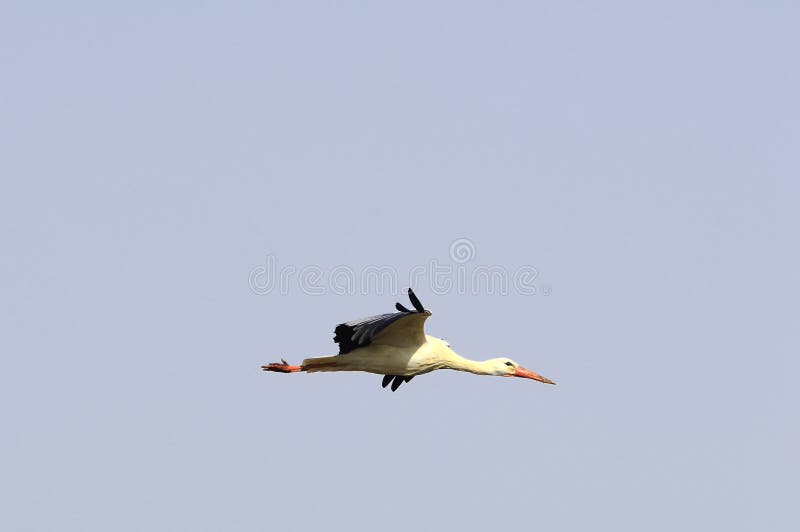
[261,358,303,373]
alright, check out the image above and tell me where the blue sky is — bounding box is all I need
[2,2,798,531]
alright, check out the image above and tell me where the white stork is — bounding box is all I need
[262,288,555,391]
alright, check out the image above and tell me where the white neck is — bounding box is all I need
[427,337,502,376]
[442,353,496,375]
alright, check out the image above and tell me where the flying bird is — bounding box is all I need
[261,288,555,391]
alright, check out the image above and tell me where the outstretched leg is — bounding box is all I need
[261,358,303,373]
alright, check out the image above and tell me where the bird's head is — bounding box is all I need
[487,357,556,384]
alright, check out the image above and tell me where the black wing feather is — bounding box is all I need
[407,288,425,313]
[334,312,409,354]
[382,374,414,392]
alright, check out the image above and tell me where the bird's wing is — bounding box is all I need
[333,289,431,354]
[370,311,430,347]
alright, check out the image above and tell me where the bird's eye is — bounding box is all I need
[505,361,514,367]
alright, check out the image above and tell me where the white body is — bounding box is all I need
[303,335,505,377]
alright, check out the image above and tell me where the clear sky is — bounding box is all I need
[2,2,798,531]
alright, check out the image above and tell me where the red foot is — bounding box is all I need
[261,358,303,373]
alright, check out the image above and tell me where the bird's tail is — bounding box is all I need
[301,355,341,372]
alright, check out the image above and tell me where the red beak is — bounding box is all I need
[512,366,555,385]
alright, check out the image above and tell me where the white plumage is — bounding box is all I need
[262,289,555,391]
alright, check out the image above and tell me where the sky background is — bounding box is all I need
[2,2,798,531]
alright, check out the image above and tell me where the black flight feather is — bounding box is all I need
[382,374,415,392]
[407,288,425,313]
